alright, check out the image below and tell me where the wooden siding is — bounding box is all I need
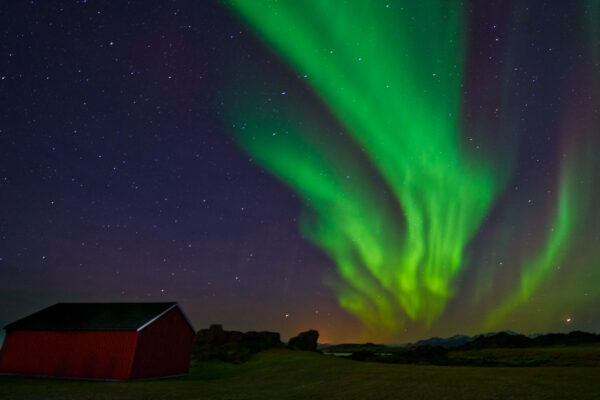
[0,330,138,380]
[130,307,194,379]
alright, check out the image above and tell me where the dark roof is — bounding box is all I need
[3,302,191,331]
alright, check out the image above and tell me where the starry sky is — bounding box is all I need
[0,1,599,344]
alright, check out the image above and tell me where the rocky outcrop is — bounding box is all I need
[288,329,319,351]
[192,324,283,363]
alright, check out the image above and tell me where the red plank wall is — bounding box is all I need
[0,330,138,380]
[129,307,194,379]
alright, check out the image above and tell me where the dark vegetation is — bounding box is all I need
[347,345,449,364]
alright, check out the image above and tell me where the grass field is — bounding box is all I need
[1,348,600,399]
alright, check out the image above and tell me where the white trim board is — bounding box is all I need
[136,303,195,334]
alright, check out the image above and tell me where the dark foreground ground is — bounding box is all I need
[1,348,600,400]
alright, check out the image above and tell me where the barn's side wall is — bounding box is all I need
[0,330,138,380]
[130,307,194,379]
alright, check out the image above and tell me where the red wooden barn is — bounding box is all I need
[0,302,195,380]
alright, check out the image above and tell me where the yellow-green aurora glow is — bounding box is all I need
[486,0,600,329]
[225,0,599,336]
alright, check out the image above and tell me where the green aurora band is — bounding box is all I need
[486,1,600,329]
[226,0,507,332]
[225,1,599,335]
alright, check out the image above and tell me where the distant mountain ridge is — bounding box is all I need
[405,330,600,349]
[405,331,518,348]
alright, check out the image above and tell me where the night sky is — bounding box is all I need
[1,1,599,344]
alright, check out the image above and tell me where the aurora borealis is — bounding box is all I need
[225,0,600,337]
[0,1,598,344]
[226,1,505,331]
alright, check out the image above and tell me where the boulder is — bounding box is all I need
[192,325,282,363]
[288,329,319,351]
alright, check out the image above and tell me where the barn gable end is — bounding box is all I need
[130,306,195,379]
